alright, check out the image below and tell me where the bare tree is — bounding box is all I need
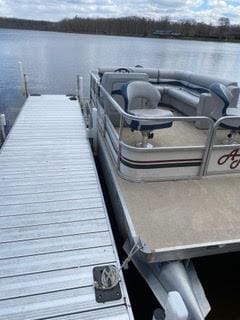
[218,17,230,27]
[0,15,239,41]
[218,17,231,39]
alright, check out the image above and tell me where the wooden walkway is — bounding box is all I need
[0,95,133,320]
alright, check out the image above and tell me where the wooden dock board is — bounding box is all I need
[0,95,133,320]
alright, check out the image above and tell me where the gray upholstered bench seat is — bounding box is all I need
[162,87,200,108]
[154,84,202,117]
[97,67,240,129]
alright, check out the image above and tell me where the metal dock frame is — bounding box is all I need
[0,95,133,320]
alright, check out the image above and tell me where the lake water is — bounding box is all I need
[1,28,240,129]
[1,28,240,319]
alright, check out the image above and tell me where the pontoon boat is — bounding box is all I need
[85,66,240,319]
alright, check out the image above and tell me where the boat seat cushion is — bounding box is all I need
[161,82,240,129]
[189,73,237,88]
[129,108,173,131]
[166,88,199,108]
[161,87,200,116]
[214,108,240,130]
[122,81,173,131]
[226,108,240,116]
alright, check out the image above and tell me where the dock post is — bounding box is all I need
[77,75,84,102]
[18,61,29,97]
[92,107,98,154]
[0,113,6,144]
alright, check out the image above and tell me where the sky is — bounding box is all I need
[0,0,240,24]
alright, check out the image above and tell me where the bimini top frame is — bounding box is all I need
[90,72,240,182]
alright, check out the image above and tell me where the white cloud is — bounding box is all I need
[0,0,239,24]
[0,0,12,16]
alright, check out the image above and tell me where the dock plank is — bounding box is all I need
[0,246,115,278]
[0,95,133,320]
[0,208,105,228]
[0,219,108,242]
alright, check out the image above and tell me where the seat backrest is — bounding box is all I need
[123,81,161,112]
[98,67,158,81]
[210,83,233,120]
[158,70,191,83]
[129,67,159,81]
[189,74,237,89]
[101,72,149,94]
[100,72,149,124]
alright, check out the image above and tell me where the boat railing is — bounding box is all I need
[90,72,214,133]
[90,72,240,181]
[90,73,216,181]
[204,116,240,175]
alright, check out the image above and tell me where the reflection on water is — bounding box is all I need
[0,28,240,128]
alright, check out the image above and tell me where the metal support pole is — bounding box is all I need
[92,107,98,154]
[19,61,29,97]
[117,115,124,170]
[23,74,29,97]
[77,75,83,102]
[0,113,6,143]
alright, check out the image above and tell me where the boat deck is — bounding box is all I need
[116,171,240,261]
[0,95,133,320]
[121,121,207,147]
[118,174,240,249]
[100,123,240,262]
[119,108,240,148]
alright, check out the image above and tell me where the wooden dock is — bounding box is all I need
[0,95,133,320]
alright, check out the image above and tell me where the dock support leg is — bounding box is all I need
[19,61,29,97]
[0,113,6,144]
[86,106,98,154]
[77,75,84,102]
[92,107,98,154]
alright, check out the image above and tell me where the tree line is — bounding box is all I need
[0,16,239,41]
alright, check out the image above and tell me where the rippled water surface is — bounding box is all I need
[1,28,240,128]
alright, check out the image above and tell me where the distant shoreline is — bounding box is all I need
[1,26,240,44]
[0,15,240,44]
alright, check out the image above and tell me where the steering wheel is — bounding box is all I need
[114,67,130,73]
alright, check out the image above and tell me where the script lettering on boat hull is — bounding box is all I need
[218,149,240,169]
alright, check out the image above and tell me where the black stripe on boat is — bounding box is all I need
[120,157,202,169]
[105,126,202,169]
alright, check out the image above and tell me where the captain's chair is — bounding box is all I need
[210,83,240,144]
[118,81,173,148]
[100,71,149,126]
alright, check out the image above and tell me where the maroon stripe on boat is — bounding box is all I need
[121,155,202,164]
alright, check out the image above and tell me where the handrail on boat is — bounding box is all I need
[90,72,240,180]
[90,72,214,126]
[203,115,240,175]
[90,72,215,180]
